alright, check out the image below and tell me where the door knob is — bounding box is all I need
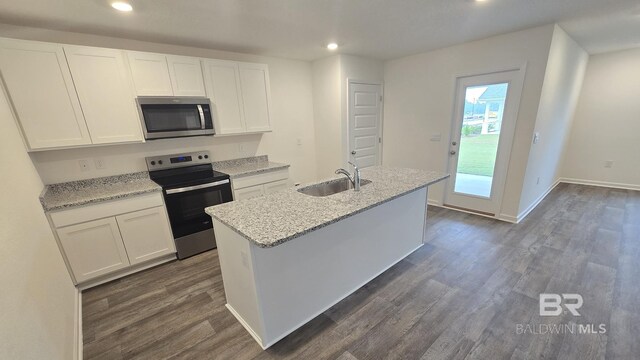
[452,141,457,146]
[351,150,356,155]
[450,150,456,155]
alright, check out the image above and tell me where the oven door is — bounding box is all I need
[163,179,232,239]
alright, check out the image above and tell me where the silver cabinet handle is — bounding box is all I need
[166,179,229,194]
[197,105,205,129]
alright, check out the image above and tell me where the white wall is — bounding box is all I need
[0,87,77,359]
[561,47,640,190]
[518,26,589,216]
[311,55,342,179]
[383,25,555,219]
[0,23,318,185]
[312,54,383,178]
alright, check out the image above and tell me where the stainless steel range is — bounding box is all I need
[146,151,232,259]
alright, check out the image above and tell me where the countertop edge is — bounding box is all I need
[207,173,449,248]
[218,163,291,179]
[42,187,163,213]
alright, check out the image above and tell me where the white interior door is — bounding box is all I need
[444,69,524,215]
[348,82,382,168]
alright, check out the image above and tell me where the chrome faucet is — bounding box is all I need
[335,160,361,191]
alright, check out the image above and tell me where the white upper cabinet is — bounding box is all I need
[203,60,273,135]
[126,51,173,96]
[239,62,272,133]
[0,39,91,149]
[64,45,143,144]
[127,51,206,97]
[202,59,245,134]
[167,55,206,96]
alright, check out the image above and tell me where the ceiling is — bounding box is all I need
[0,0,638,61]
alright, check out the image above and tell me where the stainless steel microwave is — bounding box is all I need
[136,97,215,140]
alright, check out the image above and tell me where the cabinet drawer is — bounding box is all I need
[50,192,164,228]
[264,179,290,194]
[231,169,289,190]
[233,184,265,200]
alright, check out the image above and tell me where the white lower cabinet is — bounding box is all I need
[231,169,290,201]
[50,193,176,287]
[264,179,289,194]
[57,217,130,283]
[116,207,175,265]
[234,184,265,200]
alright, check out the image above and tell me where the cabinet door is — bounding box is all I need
[167,55,206,97]
[64,46,143,144]
[202,59,246,134]
[264,179,290,195]
[234,184,265,200]
[57,217,130,283]
[0,39,91,149]
[116,206,176,265]
[238,62,272,132]
[126,51,173,96]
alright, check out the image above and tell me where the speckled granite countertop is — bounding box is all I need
[212,155,289,179]
[206,166,449,248]
[40,172,162,212]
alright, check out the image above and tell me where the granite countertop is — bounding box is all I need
[212,155,289,179]
[206,166,449,248]
[40,172,162,212]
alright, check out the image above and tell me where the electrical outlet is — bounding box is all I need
[297,138,303,146]
[430,133,442,142]
[604,160,613,168]
[78,159,91,172]
[238,143,245,155]
[94,158,106,170]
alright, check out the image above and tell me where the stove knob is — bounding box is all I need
[198,155,203,160]
[150,161,156,166]
[158,160,163,165]
[204,154,209,159]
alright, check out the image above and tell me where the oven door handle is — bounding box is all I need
[165,179,229,195]
[197,105,206,129]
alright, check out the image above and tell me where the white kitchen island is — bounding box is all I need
[205,167,448,349]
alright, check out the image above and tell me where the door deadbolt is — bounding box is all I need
[452,141,457,146]
[450,150,457,155]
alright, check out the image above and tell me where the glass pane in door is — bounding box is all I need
[453,83,508,198]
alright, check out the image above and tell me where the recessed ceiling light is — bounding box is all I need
[327,43,338,50]
[111,2,133,12]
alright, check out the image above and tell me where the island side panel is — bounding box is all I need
[212,219,267,346]
[251,187,428,348]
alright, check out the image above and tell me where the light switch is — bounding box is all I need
[430,133,441,142]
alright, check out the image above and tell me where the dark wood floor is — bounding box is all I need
[82,183,640,360]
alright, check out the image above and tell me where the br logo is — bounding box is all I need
[539,293,583,316]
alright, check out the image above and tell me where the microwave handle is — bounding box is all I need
[197,105,206,129]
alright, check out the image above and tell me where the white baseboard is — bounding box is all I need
[75,288,82,360]
[497,213,518,223]
[427,198,442,207]
[559,177,640,192]
[226,304,266,350]
[516,179,562,223]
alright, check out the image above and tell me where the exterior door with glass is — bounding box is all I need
[444,69,524,215]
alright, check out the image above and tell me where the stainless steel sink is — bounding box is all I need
[297,178,371,197]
